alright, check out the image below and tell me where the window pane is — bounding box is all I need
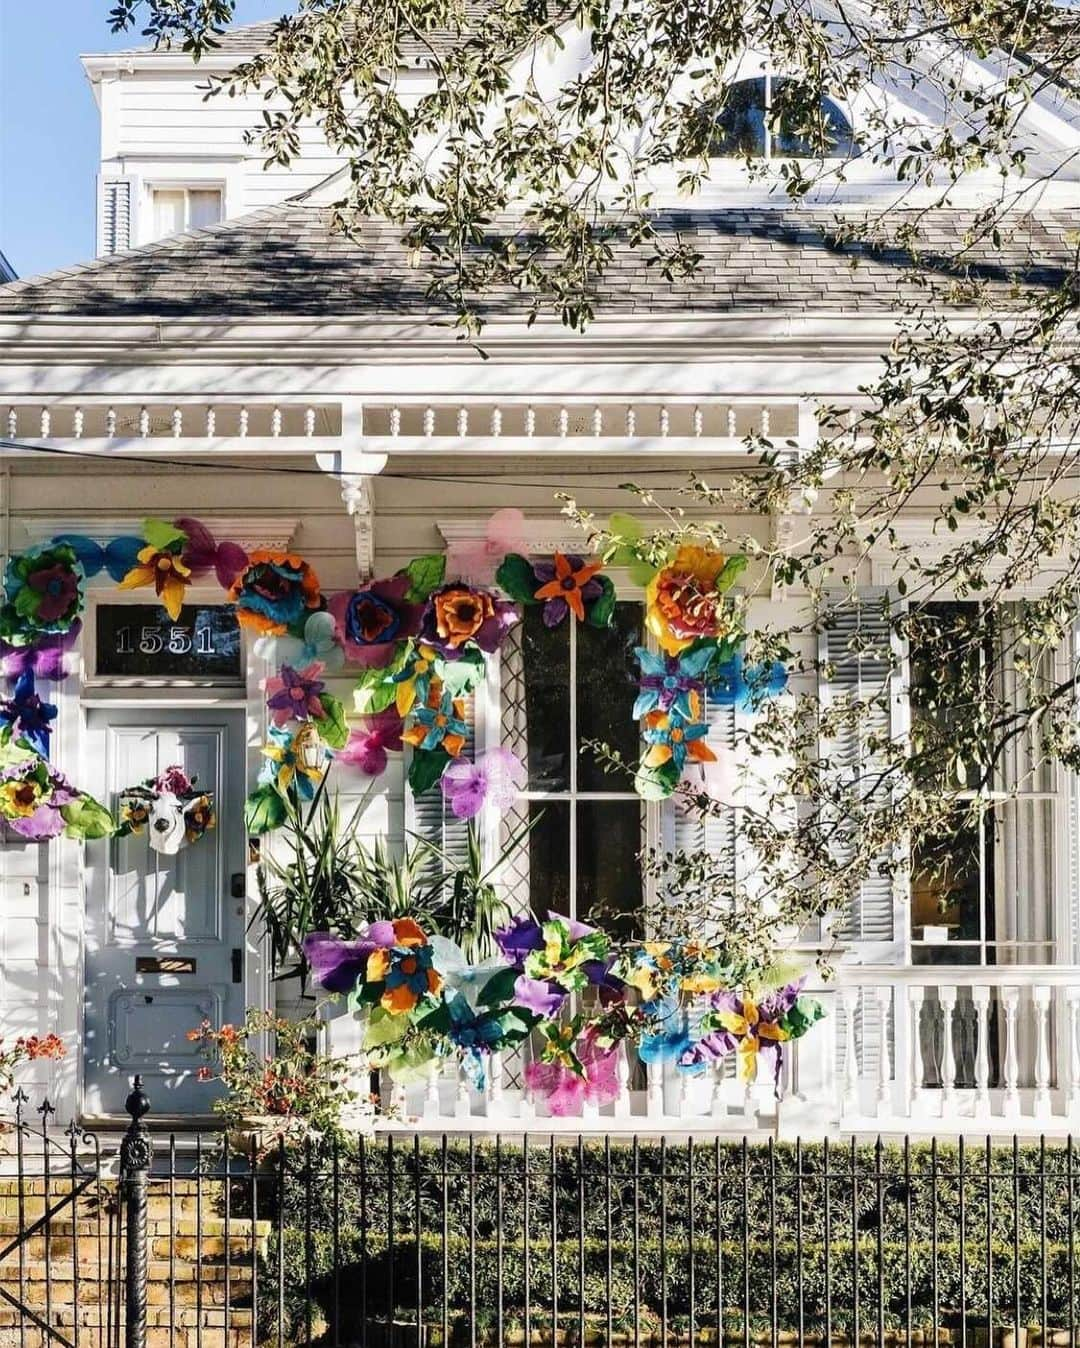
[152,189,185,240]
[188,189,223,228]
[910,815,985,946]
[772,80,857,158]
[577,801,642,937]
[518,607,571,791]
[708,77,768,157]
[577,601,642,791]
[525,801,570,917]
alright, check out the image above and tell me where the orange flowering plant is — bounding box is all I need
[0,1033,65,1095]
[187,1009,364,1149]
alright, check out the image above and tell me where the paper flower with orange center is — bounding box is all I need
[402,686,469,757]
[118,546,193,622]
[646,545,733,654]
[642,706,716,772]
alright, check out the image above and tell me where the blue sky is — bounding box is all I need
[0,1,286,279]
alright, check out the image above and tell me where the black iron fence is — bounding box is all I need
[2,1085,1079,1348]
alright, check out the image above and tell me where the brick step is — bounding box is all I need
[153,1234,266,1261]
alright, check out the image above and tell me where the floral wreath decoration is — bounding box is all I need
[117,765,216,854]
[303,910,824,1117]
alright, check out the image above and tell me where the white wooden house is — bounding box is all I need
[0,19,1077,1136]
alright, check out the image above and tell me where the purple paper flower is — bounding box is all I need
[494,915,544,968]
[439,746,526,820]
[303,932,377,994]
[513,974,568,1018]
[420,584,518,659]
[0,623,81,682]
[265,662,327,726]
[341,707,404,777]
[328,576,423,668]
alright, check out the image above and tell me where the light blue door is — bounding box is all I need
[82,708,246,1120]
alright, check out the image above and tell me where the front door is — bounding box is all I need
[82,707,246,1119]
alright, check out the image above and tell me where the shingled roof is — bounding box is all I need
[0,200,1072,320]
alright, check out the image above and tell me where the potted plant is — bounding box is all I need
[187,1009,370,1157]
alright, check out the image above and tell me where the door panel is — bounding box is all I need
[83,708,245,1119]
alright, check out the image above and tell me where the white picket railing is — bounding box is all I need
[320,967,1080,1135]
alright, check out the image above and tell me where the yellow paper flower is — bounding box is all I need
[714,997,791,1083]
[118,546,192,622]
[0,779,44,818]
[645,545,731,654]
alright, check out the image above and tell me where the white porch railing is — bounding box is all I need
[322,967,1080,1135]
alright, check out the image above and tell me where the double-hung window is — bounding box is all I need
[150,187,224,241]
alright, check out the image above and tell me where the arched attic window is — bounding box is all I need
[706,75,857,159]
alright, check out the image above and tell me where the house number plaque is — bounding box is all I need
[95,603,242,679]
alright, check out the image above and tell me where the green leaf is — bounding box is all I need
[352,661,399,715]
[608,512,644,542]
[495,553,539,605]
[244,784,286,836]
[61,794,116,841]
[477,966,519,1008]
[438,649,485,696]
[634,760,681,800]
[313,693,348,749]
[585,574,616,628]
[402,554,446,602]
[714,554,748,593]
[628,557,660,587]
[363,1007,410,1049]
[408,747,450,795]
[142,517,187,553]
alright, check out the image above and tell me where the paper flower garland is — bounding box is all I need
[0,543,86,645]
[254,611,345,675]
[446,508,529,585]
[0,744,114,842]
[230,551,321,636]
[420,582,519,657]
[496,552,615,629]
[0,627,81,683]
[117,765,215,854]
[0,673,57,757]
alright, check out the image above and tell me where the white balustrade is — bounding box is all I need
[874,985,892,1116]
[1067,987,1080,1118]
[972,986,991,1116]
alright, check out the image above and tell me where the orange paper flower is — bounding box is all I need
[533,552,604,622]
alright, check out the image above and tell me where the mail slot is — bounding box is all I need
[135,956,196,975]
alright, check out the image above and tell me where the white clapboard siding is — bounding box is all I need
[99,177,134,255]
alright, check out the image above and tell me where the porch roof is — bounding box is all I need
[0,202,1072,322]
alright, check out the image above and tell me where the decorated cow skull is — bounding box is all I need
[118,765,215,854]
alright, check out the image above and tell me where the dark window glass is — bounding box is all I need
[577,603,643,791]
[521,607,571,791]
[526,801,571,917]
[708,76,857,159]
[577,801,643,936]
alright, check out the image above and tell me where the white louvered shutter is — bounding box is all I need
[99,178,134,256]
[818,592,905,960]
[405,693,475,869]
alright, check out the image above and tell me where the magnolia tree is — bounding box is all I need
[109,0,1080,956]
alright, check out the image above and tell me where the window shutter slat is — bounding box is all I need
[662,691,738,901]
[99,178,133,256]
[818,592,903,955]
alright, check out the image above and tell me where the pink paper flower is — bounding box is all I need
[340,707,405,777]
[439,746,526,820]
[446,508,529,585]
[265,662,327,726]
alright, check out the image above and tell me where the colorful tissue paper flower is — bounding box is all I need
[439,746,525,820]
[708,650,788,710]
[0,544,85,644]
[173,516,249,590]
[0,623,81,682]
[427,935,510,1010]
[0,746,112,842]
[494,914,545,968]
[230,551,321,637]
[368,940,442,1014]
[265,662,327,726]
[340,707,404,777]
[532,553,605,626]
[633,644,718,720]
[259,723,329,799]
[328,576,422,668]
[513,975,568,1018]
[154,764,194,796]
[117,545,192,622]
[254,611,345,676]
[402,687,469,757]
[303,931,379,995]
[0,672,57,757]
[521,916,617,996]
[705,991,791,1085]
[391,643,440,717]
[447,508,529,585]
[524,1023,621,1116]
[646,546,740,654]
[642,707,717,772]
[420,584,518,658]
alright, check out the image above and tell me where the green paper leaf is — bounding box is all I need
[779,998,826,1040]
[608,512,644,543]
[495,553,540,606]
[714,554,748,593]
[413,1000,452,1035]
[438,649,485,696]
[244,784,286,836]
[313,693,349,749]
[142,518,187,553]
[408,747,450,795]
[477,966,519,1008]
[363,1007,411,1049]
[634,760,680,800]
[628,557,660,587]
[352,656,401,715]
[402,554,446,602]
[585,574,617,628]
[61,795,116,841]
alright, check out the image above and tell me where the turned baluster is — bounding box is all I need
[1001,986,1021,1119]
[840,985,860,1118]
[939,986,958,1115]
[1032,986,1052,1119]
[485,1052,504,1119]
[907,985,926,1117]
[1065,987,1080,1119]
[972,986,991,1117]
[875,986,893,1117]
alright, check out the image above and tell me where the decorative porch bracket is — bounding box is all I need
[316,448,386,583]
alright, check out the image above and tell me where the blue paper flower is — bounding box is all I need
[0,672,57,756]
[633,644,718,721]
[708,651,787,710]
